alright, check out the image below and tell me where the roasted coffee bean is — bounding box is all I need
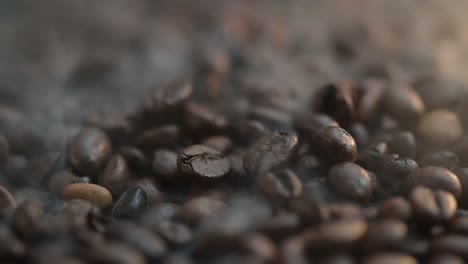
[427,254,464,264]
[67,128,111,176]
[249,106,291,129]
[377,196,412,221]
[288,198,328,225]
[316,254,355,264]
[233,120,266,144]
[184,103,228,137]
[133,125,182,151]
[311,126,357,167]
[382,86,425,124]
[328,202,363,220]
[449,215,468,234]
[293,112,339,137]
[381,155,419,181]
[413,167,461,198]
[392,236,429,257]
[257,211,301,240]
[3,155,27,185]
[419,151,459,170]
[361,252,417,264]
[312,82,356,125]
[24,152,62,186]
[243,131,299,177]
[112,187,147,219]
[140,203,182,225]
[0,224,25,259]
[328,162,373,203]
[178,145,231,181]
[130,179,165,206]
[48,170,90,195]
[356,79,386,123]
[98,154,129,198]
[154,221,192,246]
[348,123,368,148]
[84,110,131,142]
[13,199,42,240]
[153,149,179,183]
[410,187,457,225]
[430,235,468,259]
[63,183,113,209]
[361,219,407,251]
[84,241,146,264]
[0,184,15,211]
[143,80,192,116]
[387,131,416,158]
[413,76,468,110]
[119,146,147,170]
[453,168,468,209]
[107,221,168,260]
[182,197,225,224]
[5,125,43,157]
[417,110,463,147]
[257,169,302,203]
[0,135,9,164]
[357,142,388,172]
[201,136,233,154]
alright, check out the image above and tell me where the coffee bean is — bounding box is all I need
[112,187,147,219]
[13,199,42,240]
[119,146,147,170]
[449,216,468,235]
[63,183,113,209]
[133,125,182,151]
[201,136,233,154]
[328,202,363,220]
[233,120,267,144]
[184,103,228,137]
[107,221,168,260]
[356,79,386,123]
[84,110,131,142]
[419,151,459,170]
[48,170,90,195]
[349,123,369,148]
[381,155,419,182]
[387,131,416,158]
[67,128,111,176]
[328,162,373,203]
[153,149,179,183]
[392,236,429,257]
[0,224,25,259]
[178,145,230,181]
[316,254,354,264]
[361,219,407,251]
[311,126,357,166]
[427,254,464,264]
[312,82,356,125]
[377,196,411,221]
[257,169,302,203]
[410,186,457,225]
[147,80,192,113]
[0,135,9,164]
[98,154,128,198]
[84,241,146,264]
[243,131,299,177]
[0,184,15,211]
[249,106,291,129]
[140,203,182,226]
[413,167,461,198]
[431,235,468,259]
[361,252,417,264]
[130,179,165,206]
[382,86,425,124]
[453,168,468,209]
[154,221,192,246]
[182,197,225,224]
[293,112,339,137]
[357,142,388,172]
[417,110,463,147]
[413,76,468,110]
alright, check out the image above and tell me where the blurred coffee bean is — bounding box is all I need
[361,252,417,264]
[153,149,179,183]
[13,199,42,240]
[453,168,468,209]
[410,187,457,225]
[361,219,407,251]
[98,154,129,198]
[0,224,25,260]
[162,256,194,264]
[427,254,464,264]
[112,187,147,219]
[387,131,416,158]
[63,183,113,209]
[348,123,368,148]
[140,203,182,225]
[184,103,228,137]
[357,142,388,172]
[84,110,130,142]
[182,197,225,224]
[249,106,291,129]
[328,162,373,203]
[293,112,339,138]
[382,86,425,125]
[67,128,111,176]
[48,170,90,195]
[178,145,231,181]
[381,155,419,182]
[0,135,9,164]
[356,79,386,123]
[328,202,363,220]
[133,125,182,151]
[419,151,459,170]
[130,179,165,206]
[430,235,468,259]
[84,241,146,264]
[312,82,356,125]
[257,169,302,203]
[311,126,357,167]
[417,110,463,148]
[413,76,468,110]
[5,125,43,157]
[119,146,147,170]
[0,185,15,211]
[154,221,192,246]
[243,131,298,177]
[24,152,63,186]
[412,167,461,198]
[201,136,233,154]
[377,196,412,221]
[107,221,168,260]
[449,215,468,235]
[142,80,193,117]
[316,254,355,264]
[233,120,266,144]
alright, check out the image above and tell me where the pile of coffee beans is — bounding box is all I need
[1,3,468,263]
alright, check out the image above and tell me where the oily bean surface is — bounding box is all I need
[311,126,357,167]
[178,145,230,181]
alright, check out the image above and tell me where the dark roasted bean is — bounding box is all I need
[312,82,356,125]
[178,145,231,181]
[119,146,147,170]
[453,168,468,209]
[184,103,228,137]
[430,235,468,259]
[311,126,357,167]
[233,120,266,144]
[328,202,363,220]
[348,123,368,148]
[293,112,339,137]
[419,151,459,170]
[382,86,425,125]
[67,128,111,176]
[257,169,302,203]
[417,110,463,147]
[410,186,457,225]
[112,187,148,219]
[0,135,9,164]
[13,199,42,240]
[153,149,179,183]
[328,162,373,203]
[412,167,461,198]
[143,80,192,115]
[388,131,416,159]
[243,131,299,177]
[201,136,233,154]
[0,224,25,260]
[182,197,225,224]
[98,154,129,198]
[317,254,355,264]
[356,79,386,123]
[84,241,146,264]
[361,252,417,264]
[357,142,388,172]
[84,110,131,142]
[140,203,182,225]
[377,196,412,221]
[427,254,464,264]
[130,179,164,206]
[361,219,407,251]
[154,221,192,246]
[133,125,182,151]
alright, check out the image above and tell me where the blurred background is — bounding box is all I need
[0,0,467,151]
